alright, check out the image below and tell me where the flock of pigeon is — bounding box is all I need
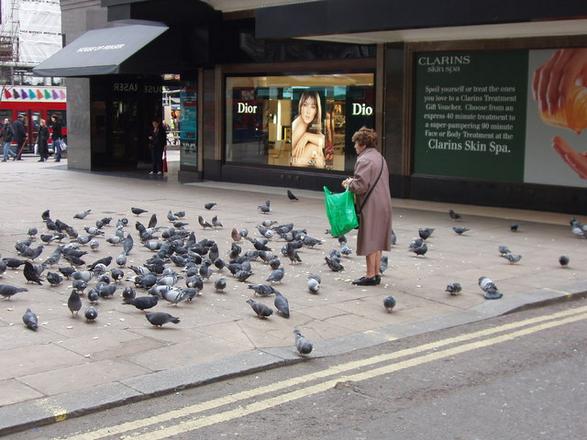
[0,191,582,357]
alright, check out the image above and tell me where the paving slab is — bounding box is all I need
[0,153,586,435]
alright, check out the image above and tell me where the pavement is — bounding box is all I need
[0,151,586,435]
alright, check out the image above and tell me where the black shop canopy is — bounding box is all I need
[33,21,170,77]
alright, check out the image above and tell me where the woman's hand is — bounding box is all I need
[342,177,352,189]
[553,136,587,179]
[532,48,587,114]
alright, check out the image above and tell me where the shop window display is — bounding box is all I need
[225,74,374,172]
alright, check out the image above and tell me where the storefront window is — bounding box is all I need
[226,74,375,172]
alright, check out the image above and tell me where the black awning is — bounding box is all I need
[33,21,169,77]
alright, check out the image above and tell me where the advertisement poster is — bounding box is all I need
[413,51,529,182]
[179,83,197,168]
[524,49,587,187]
[413,48,587,188]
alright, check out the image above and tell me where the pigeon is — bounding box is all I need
[122,286,136,302]
[89,239,100,251]
[445,282,462,295]
[40,234,58,244]
[131,207,148,216]
[0,284,27,299]
[46,271,63,286]
[198,216,213,229]
[41,209,50,222]
[510,224,519,232]
[231,228,241,242]
[23,308,39,331]
[269,257,281,270]
[174,211,186,218]
[478,276,503,300]
[27,227,38,238]
[148,214,157,229]
[0,260,6,277]
[214,277,227,292]
[3,257,26,269]
[58,267,76,279]
[146,312,180,327]
[380,255,389,274]
[501,254,522,264]
[498,245,511,256]
[111,268,124,282]
[97,284,117,298]
[88,256,112,271]
[418,228,434,240]
[390,229,397,246]
[248,283,276,297]
[72,279,88,293]
[559,255,570,267]
[167,210,178,222]
[22,245,44,260]
[74,209,92,220]
[246,299,273,319]
[125,295,159,311]
[325,256,344,272]
[96,217,112,229]
[122,234,134,255]
[23,261,43,284]
[235,270,254,282]
[258,200,271,214]
[72,270,93,282]
[211,216,223,228]
[204,202,216,210]
[340,243,353,256]
[68,291,82,315]
[452,226,469,235]
[307,277,320,294]
[274,291,290,318]
[293,329,313,355]
[449,209,462,220]
[302,236,323,248]
[287,190,298,201]
[409,242,428,256]
[383,295,396,312]
[87,289,100,303]
[266,267,285,283]
[116,253,127,267]
[85,306,98,322]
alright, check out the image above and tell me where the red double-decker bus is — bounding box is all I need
[0,85,67,153]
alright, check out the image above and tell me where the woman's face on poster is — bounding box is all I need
[300,96,317,125]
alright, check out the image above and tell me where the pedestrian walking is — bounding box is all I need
[1,118,16,162]
[148,118,167,175]
[36,118,50,162]
[13,114,26,160]
[50,114,63,162]
[342,127,392,286]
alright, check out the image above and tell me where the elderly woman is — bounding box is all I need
[342,127,392,286]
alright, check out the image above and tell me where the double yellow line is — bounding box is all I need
[63,305,587,440]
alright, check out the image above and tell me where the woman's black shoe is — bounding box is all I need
[352,276,379,286]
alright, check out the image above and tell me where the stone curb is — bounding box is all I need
[1,284,586,436]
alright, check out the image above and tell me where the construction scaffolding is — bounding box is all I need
[0,0,62,85]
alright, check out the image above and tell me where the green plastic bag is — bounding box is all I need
[323,186,359,237]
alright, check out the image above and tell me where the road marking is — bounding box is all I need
[125,311,587,440]
[62,305,587,440]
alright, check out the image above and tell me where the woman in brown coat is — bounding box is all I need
[342,127,392,286]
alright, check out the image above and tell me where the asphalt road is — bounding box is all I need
[10,299,587,440]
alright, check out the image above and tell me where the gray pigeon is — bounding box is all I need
[500,253,522,264]
[559,255,570,267]
[325,256,344,272]
[266,267,284,283]
[85,306,98,322]
[449,209,462,220]
[445,282,462,295]
[383,295,396,312]
[46,271,63,286]
[89,239,99,251]
[0,260,6,277]
[204,202,216,210]
[167,210,178,222]
[214,277,227,292]
[257,200,271,214]
[122,286,136,303]
[246,299,273,319]
[211,216,223,228]
[293,329,313,355]
[145,312,180,327]
[452,226,469,235]
[198,216,212,229]
[274,291,290,318]
[307,277,320,294]
[116,253,127,267]
[235,270,254,282]
[125,295,159,311]
[68,291,82,316]
[478,276,503,300]
[148,213,157,229]
[122,234,134,255]
[418,228,434,240]
[498,245,511,255]
[0,284,27,299]
[248,283,275,297]
[28,227,38,238]
[131,207,148,216]
[23,261,43,285]
[22,308,38,331]
[74,209,91,220]
[380,255,388,274]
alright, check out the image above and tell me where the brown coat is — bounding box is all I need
[348,148,392,256]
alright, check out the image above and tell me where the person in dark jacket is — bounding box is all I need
[50,114,63,162]
[1,118,16,161]
[13,114,26,160]
[148,119,167,175]
[36,118,50,162]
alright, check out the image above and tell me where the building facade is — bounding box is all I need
[40,0,587,213]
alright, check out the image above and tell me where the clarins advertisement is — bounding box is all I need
[413,48,587,188]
